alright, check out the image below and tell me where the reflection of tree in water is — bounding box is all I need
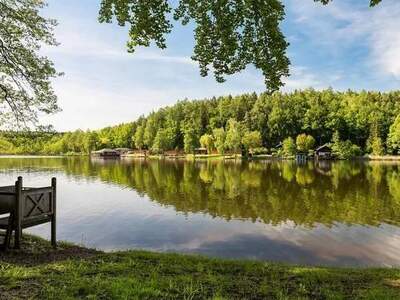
[0,157,400,227]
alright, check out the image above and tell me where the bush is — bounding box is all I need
[296,134,315,153]
[332,132,362,159]
[282,137,296,157]
[251,147,269,155]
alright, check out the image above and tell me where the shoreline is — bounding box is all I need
[1,235,399,299]
[2,153,400,162]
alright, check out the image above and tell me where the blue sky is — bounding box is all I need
[40,0,400,131]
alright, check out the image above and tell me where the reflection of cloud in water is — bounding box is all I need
[176,221,400,267]
[30,204,400,267]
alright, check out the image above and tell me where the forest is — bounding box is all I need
[2,89,400,157]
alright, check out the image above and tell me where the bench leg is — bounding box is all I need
[14,226,21,249]
[51,216,56,249]
[4,214,14,250]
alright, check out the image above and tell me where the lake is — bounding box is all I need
[0,156,399,267]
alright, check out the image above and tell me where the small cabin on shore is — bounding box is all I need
[91,149,120,158]
[315,144,333,160]
[194,148,208,155]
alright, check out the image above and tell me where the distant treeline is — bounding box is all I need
[2,89,400,156]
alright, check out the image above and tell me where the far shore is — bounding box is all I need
[2,153,400,162]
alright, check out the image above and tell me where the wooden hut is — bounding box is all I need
[194,148,208,155]
[91,149,120,158]
[315,144,333,160]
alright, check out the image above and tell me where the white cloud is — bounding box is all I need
[42,21,194,65]
[370,17,400,78]
[289,0,400,79]
[283,67,324,90]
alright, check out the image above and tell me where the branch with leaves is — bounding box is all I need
[0,0,61,128]
[99,0,290,93]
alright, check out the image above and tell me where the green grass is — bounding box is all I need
[0,236,399,299]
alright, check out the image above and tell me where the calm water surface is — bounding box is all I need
[0,156,399,267]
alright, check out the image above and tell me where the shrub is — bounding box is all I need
[282,137,296,157]
[331,132,362,159]
[296,134,315,153]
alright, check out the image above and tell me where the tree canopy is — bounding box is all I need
[0,0,61,128]
[98,0,383,92]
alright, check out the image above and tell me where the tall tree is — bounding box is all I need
[388,115,400,154]
[143,116,157,148]
[367,120,384,155]
[0,0,61,127]
[134,124,145,150]
[225,118,242,154]
[213,127,226,155]
[199,134,214,154]
[152,128,173,153]
[241,130,262,155]
[183,127,198,154]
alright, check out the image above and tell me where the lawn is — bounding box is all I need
[0,236,399,299]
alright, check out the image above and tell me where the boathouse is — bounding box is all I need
[91,149,120,158]
[315,144,333,160]
[194,148,208,155]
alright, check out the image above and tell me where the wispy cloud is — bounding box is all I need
[283,67,327,90]
[289,0,400,79]
[42,19,194,65]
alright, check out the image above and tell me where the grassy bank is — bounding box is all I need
[0,236,399,299]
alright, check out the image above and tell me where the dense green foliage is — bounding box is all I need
[0,0,60,128]
[1,235,400,299]
[2,89,400,156]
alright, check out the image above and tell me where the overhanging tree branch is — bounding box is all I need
[0,0,60,129]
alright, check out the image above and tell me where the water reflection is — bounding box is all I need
[0,157,399,267]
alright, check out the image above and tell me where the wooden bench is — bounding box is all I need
[0,177,56,250]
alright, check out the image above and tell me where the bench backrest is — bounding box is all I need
[21,187,54,221]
